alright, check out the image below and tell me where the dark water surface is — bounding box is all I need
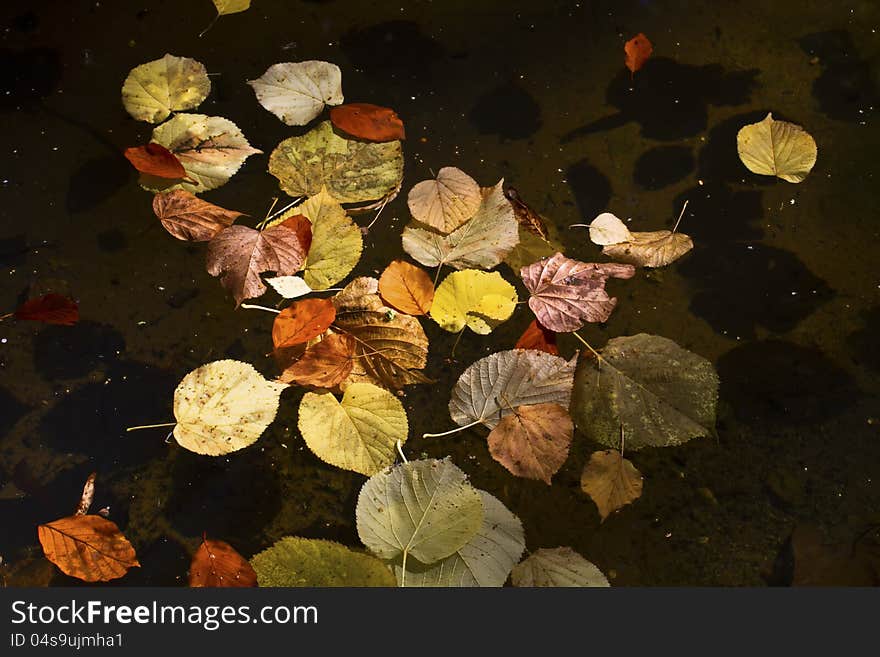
[1,0,878,585]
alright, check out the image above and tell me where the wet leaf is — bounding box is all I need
[269,121,403,205]
[298,382,408,475]
[272,297,337,352]
[172,359,287,455]
[587,212,693,267]
[514,319,558,355]
[430,269,517,335]
[503,224,565,273]
[504,187,549,240]
[212,0,250,16]
[279,333,356,387]
[488,403,573,484]
[124,143,187,179]
[38,515,139,582]
[407,167,481,233]
[121,54,210,124]
[152,189,242,242]
[330,103,405,142]
[74,472,96,516]
[266,275,312,299]
[251,537,395,587]
[143,114,262,194]
[248,61,343,126]
[512,547,609,587]
[570,334,719,450]
[588,212,633,245]
[14,294,78,325]
[624,33,653,75]
[206,215,311,306]
[189,536,257,587]
[580,449,643,521]
[378,260,434,315]
[357,458,483,564]
[737,112,817,183]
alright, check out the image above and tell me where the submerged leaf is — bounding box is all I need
[514,319,558,355]
[153,189,242,241]
[580,449,643,521]
[487,403,573,484]
[512,547,609,587]
[248,61,343,126]
[737,112,817,183]
[407,167,481,233]
[189,536,257,587]
[430,269,517,335]
[331,103,405,142]
[121,54,210,124]
[14,294,78,326]
[378,260,434,315]
[38,515,139,582]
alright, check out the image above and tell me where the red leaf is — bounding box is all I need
[624,33,653,75]
[188,535,257,588]
[515,319,559,356]
[14,294,79,325]
[124,143,187,179]
[330,103,406,142]
[278,213,313,256]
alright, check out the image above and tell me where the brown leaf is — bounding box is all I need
[504,187,549,240]
[515,319,559,356]
[580,450,643,521]
[330,103,405,142]
[153,190,243,242]
[38,515,139,582]
[487,403,573,484]
[521,253,635,332]
[624,33,653,75]
[602,230,693,268]
[272,297,337,359]
[124,143,187,179]
[378,259,434,315]
[279,333,356,388]
[189,536,257,588]
[14,294,79,326]
[206,216,311,306]
[74,472,96,516]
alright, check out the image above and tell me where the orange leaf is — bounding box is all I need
[624,33,653,75]
[279,213,313,255]
[330,103,406,142]
[153,190,243,242]
[378,260,434,315]
[515,319,559,355]
[487,403,573,485]
[14,294,79,325]
[124,143,187,179]
[38,515,139,582]
[279,333,356,388]
[272,298,336,352]
[188,536,257,588]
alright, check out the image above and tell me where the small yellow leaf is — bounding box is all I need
[430,270,517,334]
[213,0,251,15]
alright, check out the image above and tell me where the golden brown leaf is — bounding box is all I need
[378,259,434,315]
[153,190,242,242]
[624,33,653,75]
[330,103,405,142]
[38,515,139,582]
[580,450,643,521]
[279,333,356,388]
[602,230,693,268]
[189,536,257,588]
[487,403,573,484]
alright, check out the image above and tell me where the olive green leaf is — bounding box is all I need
[737,112,817,183]
[121,54,210,124]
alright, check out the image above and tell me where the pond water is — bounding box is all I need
[1,0,878,586]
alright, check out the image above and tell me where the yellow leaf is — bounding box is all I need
[430,270,517,334]
[213,0,250,16]
[737,113,817,183]
[121,54,210,124]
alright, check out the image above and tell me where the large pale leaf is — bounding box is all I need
[407,167,481,233]
[269,121,403,204]
[144,114,262,194]
[580,449,643,522]
[393,491,524,587]
[248,61,343,126]
[449,349,576,430]
[430,269,517,335]
[356,459,483,564]
[121,54,210,124]
[512,547,609,587]
[298,382,408,476]
[402,181,519,270]
[251,537,395,587]
[570,334,719,450]
[38,515,139,582]
[737,112,817,183]
[172,360,287,455]
[487,403,573,484]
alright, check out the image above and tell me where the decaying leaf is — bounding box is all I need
[330,103,405,142]
[121,54,210,124]
[171,359,287,455]
[38,515,139,582]
[206,215,311,305]
[153,189,242,241]
[407,167,482,233]
[504,187,549,240]
[521,253,635,332]
[624,33,653,75]
[74,472,96,516]
[251,537,395,587]
[588,212,693,267]
[189,536,257,587]
[515,319,558,355]
[487,403,573,484]
[266,275,312,299]
[248,61,343,126]
[570,333,719,450]
[580,449,643,521]
[279,333,356,387]
[378,260,434,315]
[503,223,565,274]
[430,269,518,335]
[124,143,187,180]
[272,297,337,353]
[736,112,818,183]
[298,382,409,475]
[14,294,79,325]
[512,547,609,587]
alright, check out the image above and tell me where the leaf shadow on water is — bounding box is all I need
[32,321,126,380]
[850,306,880,373]
[66,154,135,214]
[0,47,61,110]
[564,159,612,223]
[633,145,695,190]
[468,79,542,140]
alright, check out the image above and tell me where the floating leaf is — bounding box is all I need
[153,189,242,241]
[213,0,250,16]
[580,449,643,521]
[295,188,363,290]
[206,215,311,306]
[624,33,653,75]
[266,275,312,299]
[298,382,408,475]
[124,143,187,179]
[248,61,343,126]
[570,334,719,450]
[331,103,405,142]
[14,294,78,325]
[171,359,287,455]
[512,547,609,587]
[269,121,403,205]
[74,472,96,516]
[448,349,576,430]
[357,459,483,566]
[430,269,517,335]
[521,253,635,332]
[504,187,549,240]
[121,54,210,124]
[378,260,434,315]
[503,202,565,274]
[407,167,481,233]
[189,536,257,587]
[588,212,634,246]
[736,112,817,183]
[515,319,558,355]
[38,515,139,582]
[144,114,262,194]
[393,491,524,587]
[251,537,395,587]
[586,211,693,268]
[279,333,356,387]
[487,403,573,484]
[272,297,337,352]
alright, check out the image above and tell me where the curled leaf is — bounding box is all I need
[248,61,343,126]
[121,54,210,124]
[378,260,435,315]
[602,230,693,268]
[330,103,405,142]
[153,189,242,242]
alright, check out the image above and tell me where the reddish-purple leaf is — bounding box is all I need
[14,294,79,325]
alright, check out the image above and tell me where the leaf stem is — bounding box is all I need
[568,223,591,230]
[240,303,281,314]
[126,422,176,432]
[198,13,219,38]
[571,330,604,363]
[365,193,392,232]
[396,439,408,463]
[423,417,484,438]
[400,550,408,588]
[0,312,13,322]
[672,199,689,234]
